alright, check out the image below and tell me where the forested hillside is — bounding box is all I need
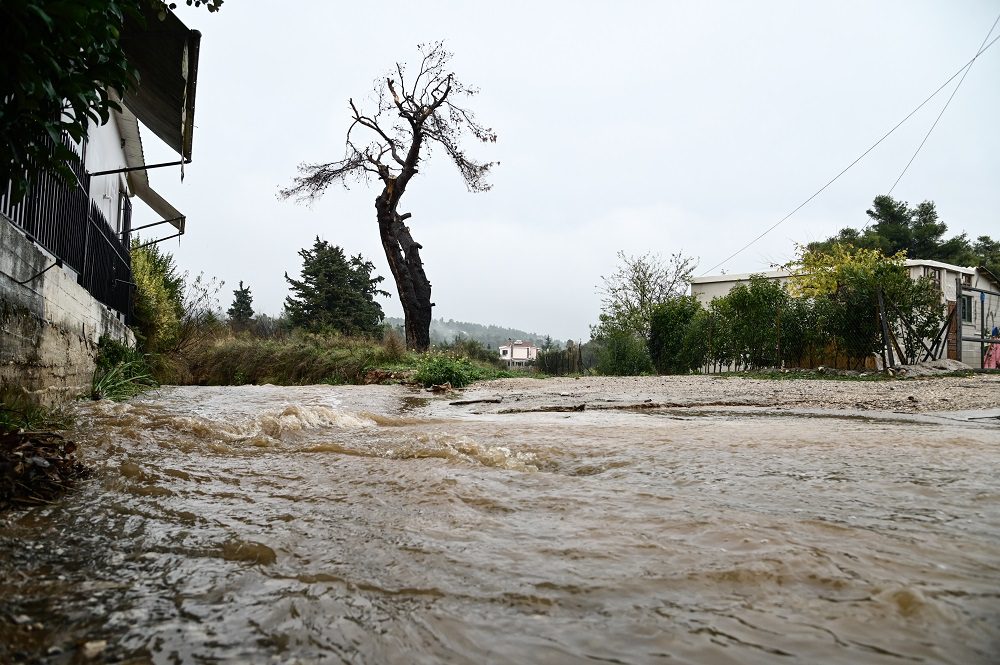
[384,317,562,349]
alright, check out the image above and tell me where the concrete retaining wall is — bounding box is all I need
[1,216,134,405]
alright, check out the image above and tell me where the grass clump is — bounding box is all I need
[1,390,88,511]
[91,337,158,401]
[0,395,72,433]
[415,352,515,388]
[415,354,483,388]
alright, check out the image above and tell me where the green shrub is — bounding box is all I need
[91,336,157,401]
[415,353,486,388]
[130,240,183,354]
[596,332,653,376]
[648,296,705,374]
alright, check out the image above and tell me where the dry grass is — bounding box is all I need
[182,331,418,386]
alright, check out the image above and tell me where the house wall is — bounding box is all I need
[904,262,972,302]
[499,344,538,363]
[909,262,1000,367]
[85,118,129,234]
[1,217,134,406]
[690,271,793,307]
[691,280,735,306]
[958,270,1000,368]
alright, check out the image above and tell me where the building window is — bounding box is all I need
[117,188,129,235]
[961,294,973,323]
[923,266,941,284]
[961,273,972,287]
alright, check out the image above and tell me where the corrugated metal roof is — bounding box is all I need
[121,6,201,161]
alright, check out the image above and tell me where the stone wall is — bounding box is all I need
[1,216,134,406]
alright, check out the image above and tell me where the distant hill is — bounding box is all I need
[384,317,562,350]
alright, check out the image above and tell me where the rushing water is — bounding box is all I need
[2,384,999,664]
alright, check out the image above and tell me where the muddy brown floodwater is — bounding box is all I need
[1,378,999,664]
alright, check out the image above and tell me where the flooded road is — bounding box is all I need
[2,383,999,664]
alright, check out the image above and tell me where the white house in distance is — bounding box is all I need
[689,259,1000,368]
[499,340,539,367]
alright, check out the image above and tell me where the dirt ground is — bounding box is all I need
[463,370,1000,415]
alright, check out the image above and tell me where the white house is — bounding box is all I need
[690,259,1000,368]
[1,6,200,403]
[499,340,539,367]
[690,269,797,307]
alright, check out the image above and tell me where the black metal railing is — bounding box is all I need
[1,134,134,322]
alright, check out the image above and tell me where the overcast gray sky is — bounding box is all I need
[134,0,1000,342]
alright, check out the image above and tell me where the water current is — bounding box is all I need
[1,384,998,664]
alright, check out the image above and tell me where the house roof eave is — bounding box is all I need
[121,7,201,161]
[690,269,794,285]
[114,106,186,233]
[903,258,976,274]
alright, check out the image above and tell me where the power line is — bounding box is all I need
[888,12,1000,194]
[701,29,1000,276]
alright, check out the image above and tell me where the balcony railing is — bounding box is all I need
[1,134,134,323]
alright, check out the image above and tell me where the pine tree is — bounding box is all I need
[808,195,985,267]
[284,237,389,336]
[227,280,254,326]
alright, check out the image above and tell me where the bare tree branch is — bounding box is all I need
[350,99,405,165]
[279,41,497,350]
[595,251,699,340]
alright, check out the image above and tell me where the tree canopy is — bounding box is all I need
[647,295,706,374]
[131,238,185,354]
[808,195,998,276]
[283,237,389,336]
[593,251,696,341]
[227,280,254,326]
[1,0,221,199]
[782,243,943,364]
[280,42,496,351]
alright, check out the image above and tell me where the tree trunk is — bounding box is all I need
[376,190,432,351]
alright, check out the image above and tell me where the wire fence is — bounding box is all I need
[536,341,599,376]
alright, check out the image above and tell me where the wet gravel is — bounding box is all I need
[468,372,1000,414]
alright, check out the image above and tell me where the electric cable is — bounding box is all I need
[701,29,1000,276]
[888,12,1000,194]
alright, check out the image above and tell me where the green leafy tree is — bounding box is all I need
[783,243,943,364]
[595,331,653,376]
[593,250,696,342]
[708,276,793,370]
[648,295,705,374]
[131,239,184,353]
[973,236,1000,279]
[1,0,222,199]
[284,237,389,336]
[808,195,983,267]
[227,280,254,326]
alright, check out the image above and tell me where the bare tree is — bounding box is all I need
[594,251,697,341]
[280,42,497,351]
